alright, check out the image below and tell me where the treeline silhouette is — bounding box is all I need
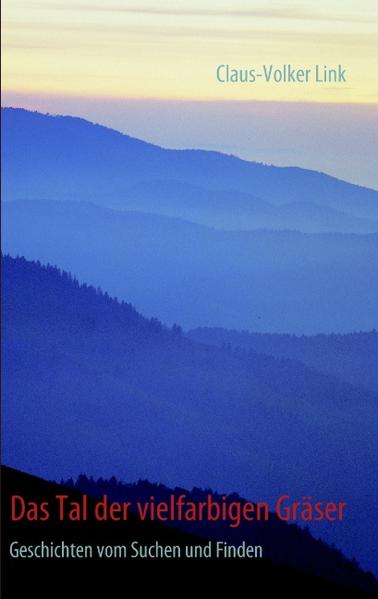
[4,466,377,597]
[4,199,378,333]
[3,254,378,576]
[63,472,377,594]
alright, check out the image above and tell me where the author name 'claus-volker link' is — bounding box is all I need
[216,64,347,84]
[11,494,347,528]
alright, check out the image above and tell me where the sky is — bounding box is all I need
[2,0,378,187]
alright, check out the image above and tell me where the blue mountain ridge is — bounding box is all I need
[2,107,378,230]
[2,254,378,574]
[187,328,378,394]
[3,199,378,333]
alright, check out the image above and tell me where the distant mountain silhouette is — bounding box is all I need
[4,467,377,597]
[123,179,378,233]
[2,254,378,574]
[3,200,378,333]
[2,107,378,231]
[187,328,378,394]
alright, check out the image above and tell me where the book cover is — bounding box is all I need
[1,1,378,595]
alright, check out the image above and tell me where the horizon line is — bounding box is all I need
[3,89,378,108]
[3,104,378,192]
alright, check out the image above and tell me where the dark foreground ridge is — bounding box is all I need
[3,253,378,577]
[2,466,377,597]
